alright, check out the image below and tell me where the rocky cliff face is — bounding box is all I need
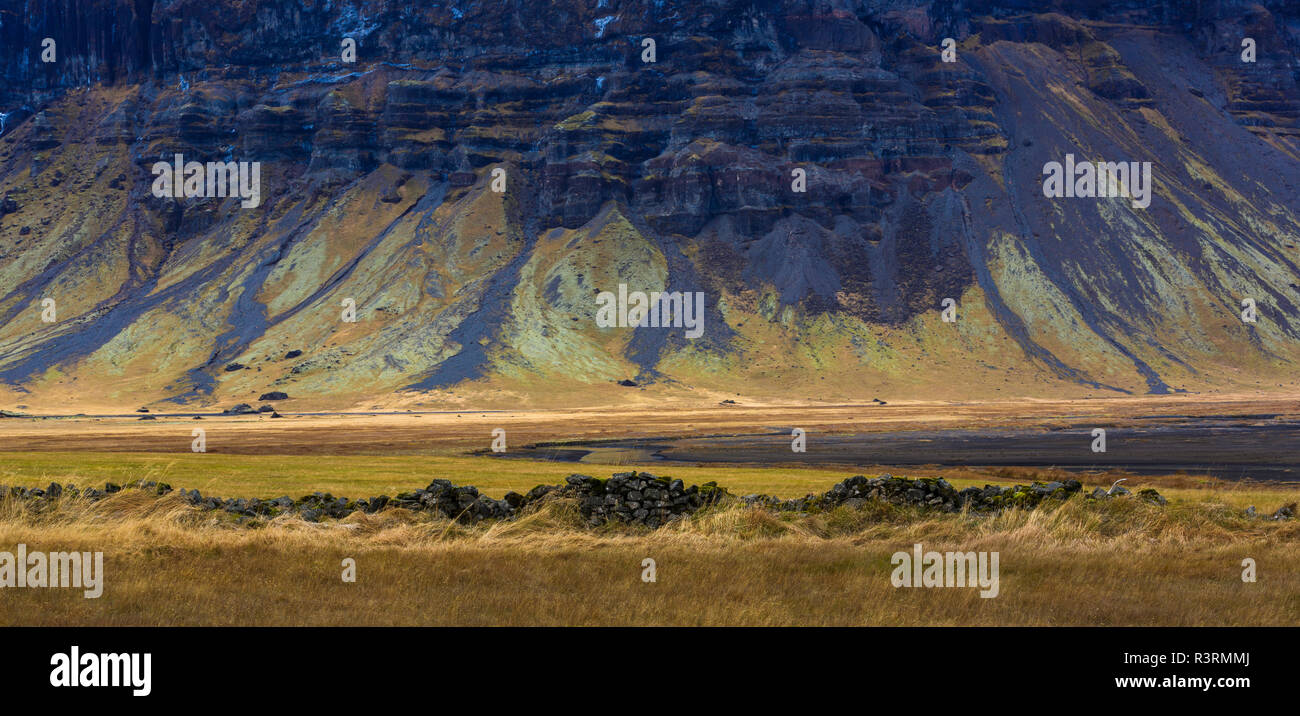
[0,0,1298,410]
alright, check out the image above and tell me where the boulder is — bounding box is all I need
[1137,488,1168,506]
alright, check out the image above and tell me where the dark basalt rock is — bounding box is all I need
[0,471,725,527]
[548,471,727,528]
[0,471,1177,527]
[746,474,1094,513]
[1137,488,1168,506]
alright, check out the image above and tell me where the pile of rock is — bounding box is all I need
[176,488,422,520]
[1134,488,1168,505]
[1244,503,1296,521]
[0,472,1192,527]
[179,490,293,518]
[957,479,1084,509]
[743,474,1089,513]
[1083,483,1169,505]
[0,472,729,527]
[0,479,172,504]
[388,479,516,523]
[178,471,724,526]
[542,472,727,527]
[823,475,975,511]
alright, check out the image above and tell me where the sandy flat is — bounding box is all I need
[0,393,1296,454]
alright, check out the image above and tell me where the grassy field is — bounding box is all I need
[1,451,1298,626]
[0,487,1297,626]
[3,451,1299,508]
[0,451,872,499]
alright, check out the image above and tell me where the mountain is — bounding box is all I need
[1,0,1298,411]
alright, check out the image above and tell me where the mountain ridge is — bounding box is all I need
[0,0,1298,411]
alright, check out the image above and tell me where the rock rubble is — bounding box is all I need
[0,473,1206,528]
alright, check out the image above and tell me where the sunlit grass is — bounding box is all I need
[0,451,911,499]
[0,490,1296,626]
[3,452,1298,510]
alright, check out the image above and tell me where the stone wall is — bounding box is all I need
[9,472,1263,529]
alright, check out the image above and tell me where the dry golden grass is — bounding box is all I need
[2,487,1296,626]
